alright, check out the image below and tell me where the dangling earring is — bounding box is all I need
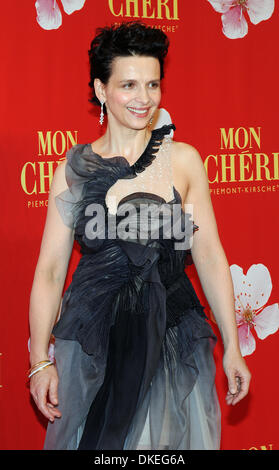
[149,116,153,127]
[99,101,105,125]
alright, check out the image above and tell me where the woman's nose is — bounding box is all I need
[135,85,150,104]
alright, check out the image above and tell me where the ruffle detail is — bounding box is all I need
[54,123,176,231]
[132,123,176,174]
[89,123,176,175]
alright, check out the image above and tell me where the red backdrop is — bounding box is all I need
[1,0,278,451]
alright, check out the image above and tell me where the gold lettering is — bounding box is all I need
[255,153,271,181]
[22,161,58,196]
[142,0,155,18]
[38,131,52,156]
[21,162,37,195]
[108,0,123,16]
[204,154,218,183]
[108,0,179,20]
[220,154,237,182]
[66,130,78,149]
[205,150,279,184]
[52,131,66,156]
[27,200,48,208]
[38,161,55,194]
[37,130,78,156]
[125,0,140,17]
[243,444,273,450]
[249,127,261,149]
[157,0,171,19]
[235,127,249,149]
[220,127,261,150]
[239,153,253,182]
[272,153,279,179]
[173,0,179,19]
[220,128,234,150]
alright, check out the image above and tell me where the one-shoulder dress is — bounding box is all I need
[43,123,221,450]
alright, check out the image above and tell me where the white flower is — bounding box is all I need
[207,0,275,39]
[230,263,279,356]
[35,0,86,30]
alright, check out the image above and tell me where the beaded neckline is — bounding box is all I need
[89,123,176,174]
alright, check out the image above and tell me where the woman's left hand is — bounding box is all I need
[223,348,251,406]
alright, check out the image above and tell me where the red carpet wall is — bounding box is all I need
[1,1,278,450]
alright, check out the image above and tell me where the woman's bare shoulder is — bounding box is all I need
[171,139,206,182]
[51,159,68,196]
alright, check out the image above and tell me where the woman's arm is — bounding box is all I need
[29,161,74,421]
[172,142,251,405]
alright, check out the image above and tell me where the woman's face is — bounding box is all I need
[99,55,162,130]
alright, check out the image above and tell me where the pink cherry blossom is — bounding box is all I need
[35,0,86,30]
[207,0,275,39]
[230,264,279,356]
[48,340,56,363]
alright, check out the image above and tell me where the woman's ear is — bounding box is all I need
[94,78,106,104]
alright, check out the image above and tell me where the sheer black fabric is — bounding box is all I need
[44,124,221,450]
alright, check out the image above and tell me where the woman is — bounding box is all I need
[29,21,251,450]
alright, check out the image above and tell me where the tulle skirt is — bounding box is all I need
[43,308,221,450]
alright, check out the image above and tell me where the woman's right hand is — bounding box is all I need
[30,365,62,422]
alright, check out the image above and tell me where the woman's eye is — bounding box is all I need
[123,83,134,89]
[123,82,160,89]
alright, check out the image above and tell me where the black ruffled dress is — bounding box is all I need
[43,123,221,450]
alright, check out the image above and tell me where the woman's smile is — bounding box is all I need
[127,106,151,118]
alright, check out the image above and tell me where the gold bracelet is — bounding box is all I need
[28,362,54,379]
[27,359,51,375]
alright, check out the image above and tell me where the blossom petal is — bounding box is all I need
[235,311,243,326]
[61,0,86,15]
[245,264,272,310]
[230,264,247,313]
[246,0,275,25]
[48,343,55,362]
[238,324,256,357]
[207,0,234,13]
[254,303,279,340]
[221,5,248,39]
[35,0,62,30]
[230,263,272,313]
